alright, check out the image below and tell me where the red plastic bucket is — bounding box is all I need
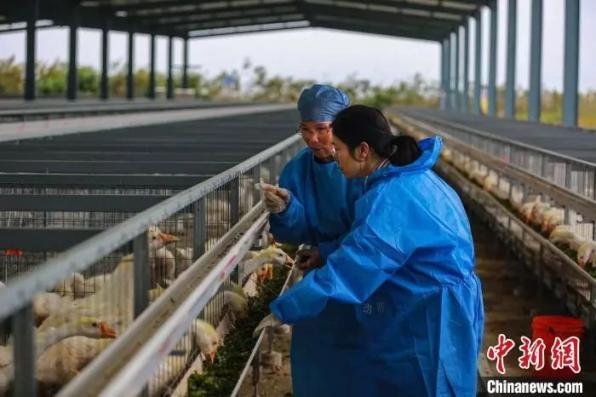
[531,316,584,380]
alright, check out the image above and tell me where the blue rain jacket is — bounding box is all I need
[269,147,365,397]
[271,137,484,397]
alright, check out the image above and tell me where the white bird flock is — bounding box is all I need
[0,223,294,396]
[441,148,596,274]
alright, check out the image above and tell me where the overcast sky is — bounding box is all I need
[0,0,594,91]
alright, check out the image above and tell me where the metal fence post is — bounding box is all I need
[229,178,240,226]
[252,348,261,397]
[12,304,36,397]
[133,231,149,318]
[252,165,261,206]
[193,198,207,260]
[269,156,278,185]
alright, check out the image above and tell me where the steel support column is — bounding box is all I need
[488,0,498,116]
[12,305,37,396]
[563,0,580,128]
[182,37,189,89]
[167,36,174,99]
[463,19,470,112]
[528,0,543,122]
[440,41,447,110]
[445,37,452,110]
[133,232,149,317]
[24,0,38,101]
[126,30,134,100]
[148,34,156,99]
[66,5,79,101]
[100,19,109,100]
[474,10,482,114]
[454,29,460,111]
[505,0,517,119]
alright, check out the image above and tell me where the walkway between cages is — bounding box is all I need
[0,99,262,123]
[0,103,293,143]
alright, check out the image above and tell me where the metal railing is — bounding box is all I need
[394,111,596,202]
[436,156,596,332]
[394,114,596,241]
[0,133,302,396]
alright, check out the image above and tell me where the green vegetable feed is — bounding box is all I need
[188,266,289,396]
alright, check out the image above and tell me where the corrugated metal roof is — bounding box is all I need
[1,0,488,40]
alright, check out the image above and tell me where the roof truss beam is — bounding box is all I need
[134,3,300,26]
[312,18,439,41]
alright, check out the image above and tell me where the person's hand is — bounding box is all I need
[261,183,290,214]
[295,247,323,271]
[253,313,283,337]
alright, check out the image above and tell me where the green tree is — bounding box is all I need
[0,56,23,95]
[78,65,99,95]
[134,68,149,97]
[37,60,66,96]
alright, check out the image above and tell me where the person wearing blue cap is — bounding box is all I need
[264,84,365,266]
[269,105,484,396]
[262,85,365,397]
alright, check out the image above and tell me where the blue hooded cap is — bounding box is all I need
[297,84,350,122]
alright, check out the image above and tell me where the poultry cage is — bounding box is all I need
[0,110,303,397]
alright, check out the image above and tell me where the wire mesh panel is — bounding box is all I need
[0,128,303,396]
[0,189,175,286]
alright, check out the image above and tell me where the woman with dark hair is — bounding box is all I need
[270,105,484,397]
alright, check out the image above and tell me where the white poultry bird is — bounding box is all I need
[482,173,497,192]
[38,227,178,335]
[440,148,453,163]
[151,246,176,287]
[173,247,194,276]
[147,226,178,287]
[82,273,112,295]
[37,336,113,390]
[452,156,466,173]
[33,292,67,326]
[481,174,510,201]
[50,272,86,298]
[148,226,179,249]
[202,290,249,323]
[519,201,536,223]
[541,208,564,234]
[529,200,551,228]
[223,290,248,320]
[0,316,116,396]
[192,319,220,363]
[549,226,584,251]
[470,168,488,186]
[518,196,543,224]
[241,247,294,278]
[577,241,596,269]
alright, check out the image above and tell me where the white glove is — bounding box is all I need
[260,182,290,214]
[253,313,283,337]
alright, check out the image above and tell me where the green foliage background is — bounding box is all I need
[0,56,594,129]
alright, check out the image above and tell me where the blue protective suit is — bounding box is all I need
[271,137,484,397]
[269,147,365,397]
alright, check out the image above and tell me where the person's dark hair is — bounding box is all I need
[331,105,421,166]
